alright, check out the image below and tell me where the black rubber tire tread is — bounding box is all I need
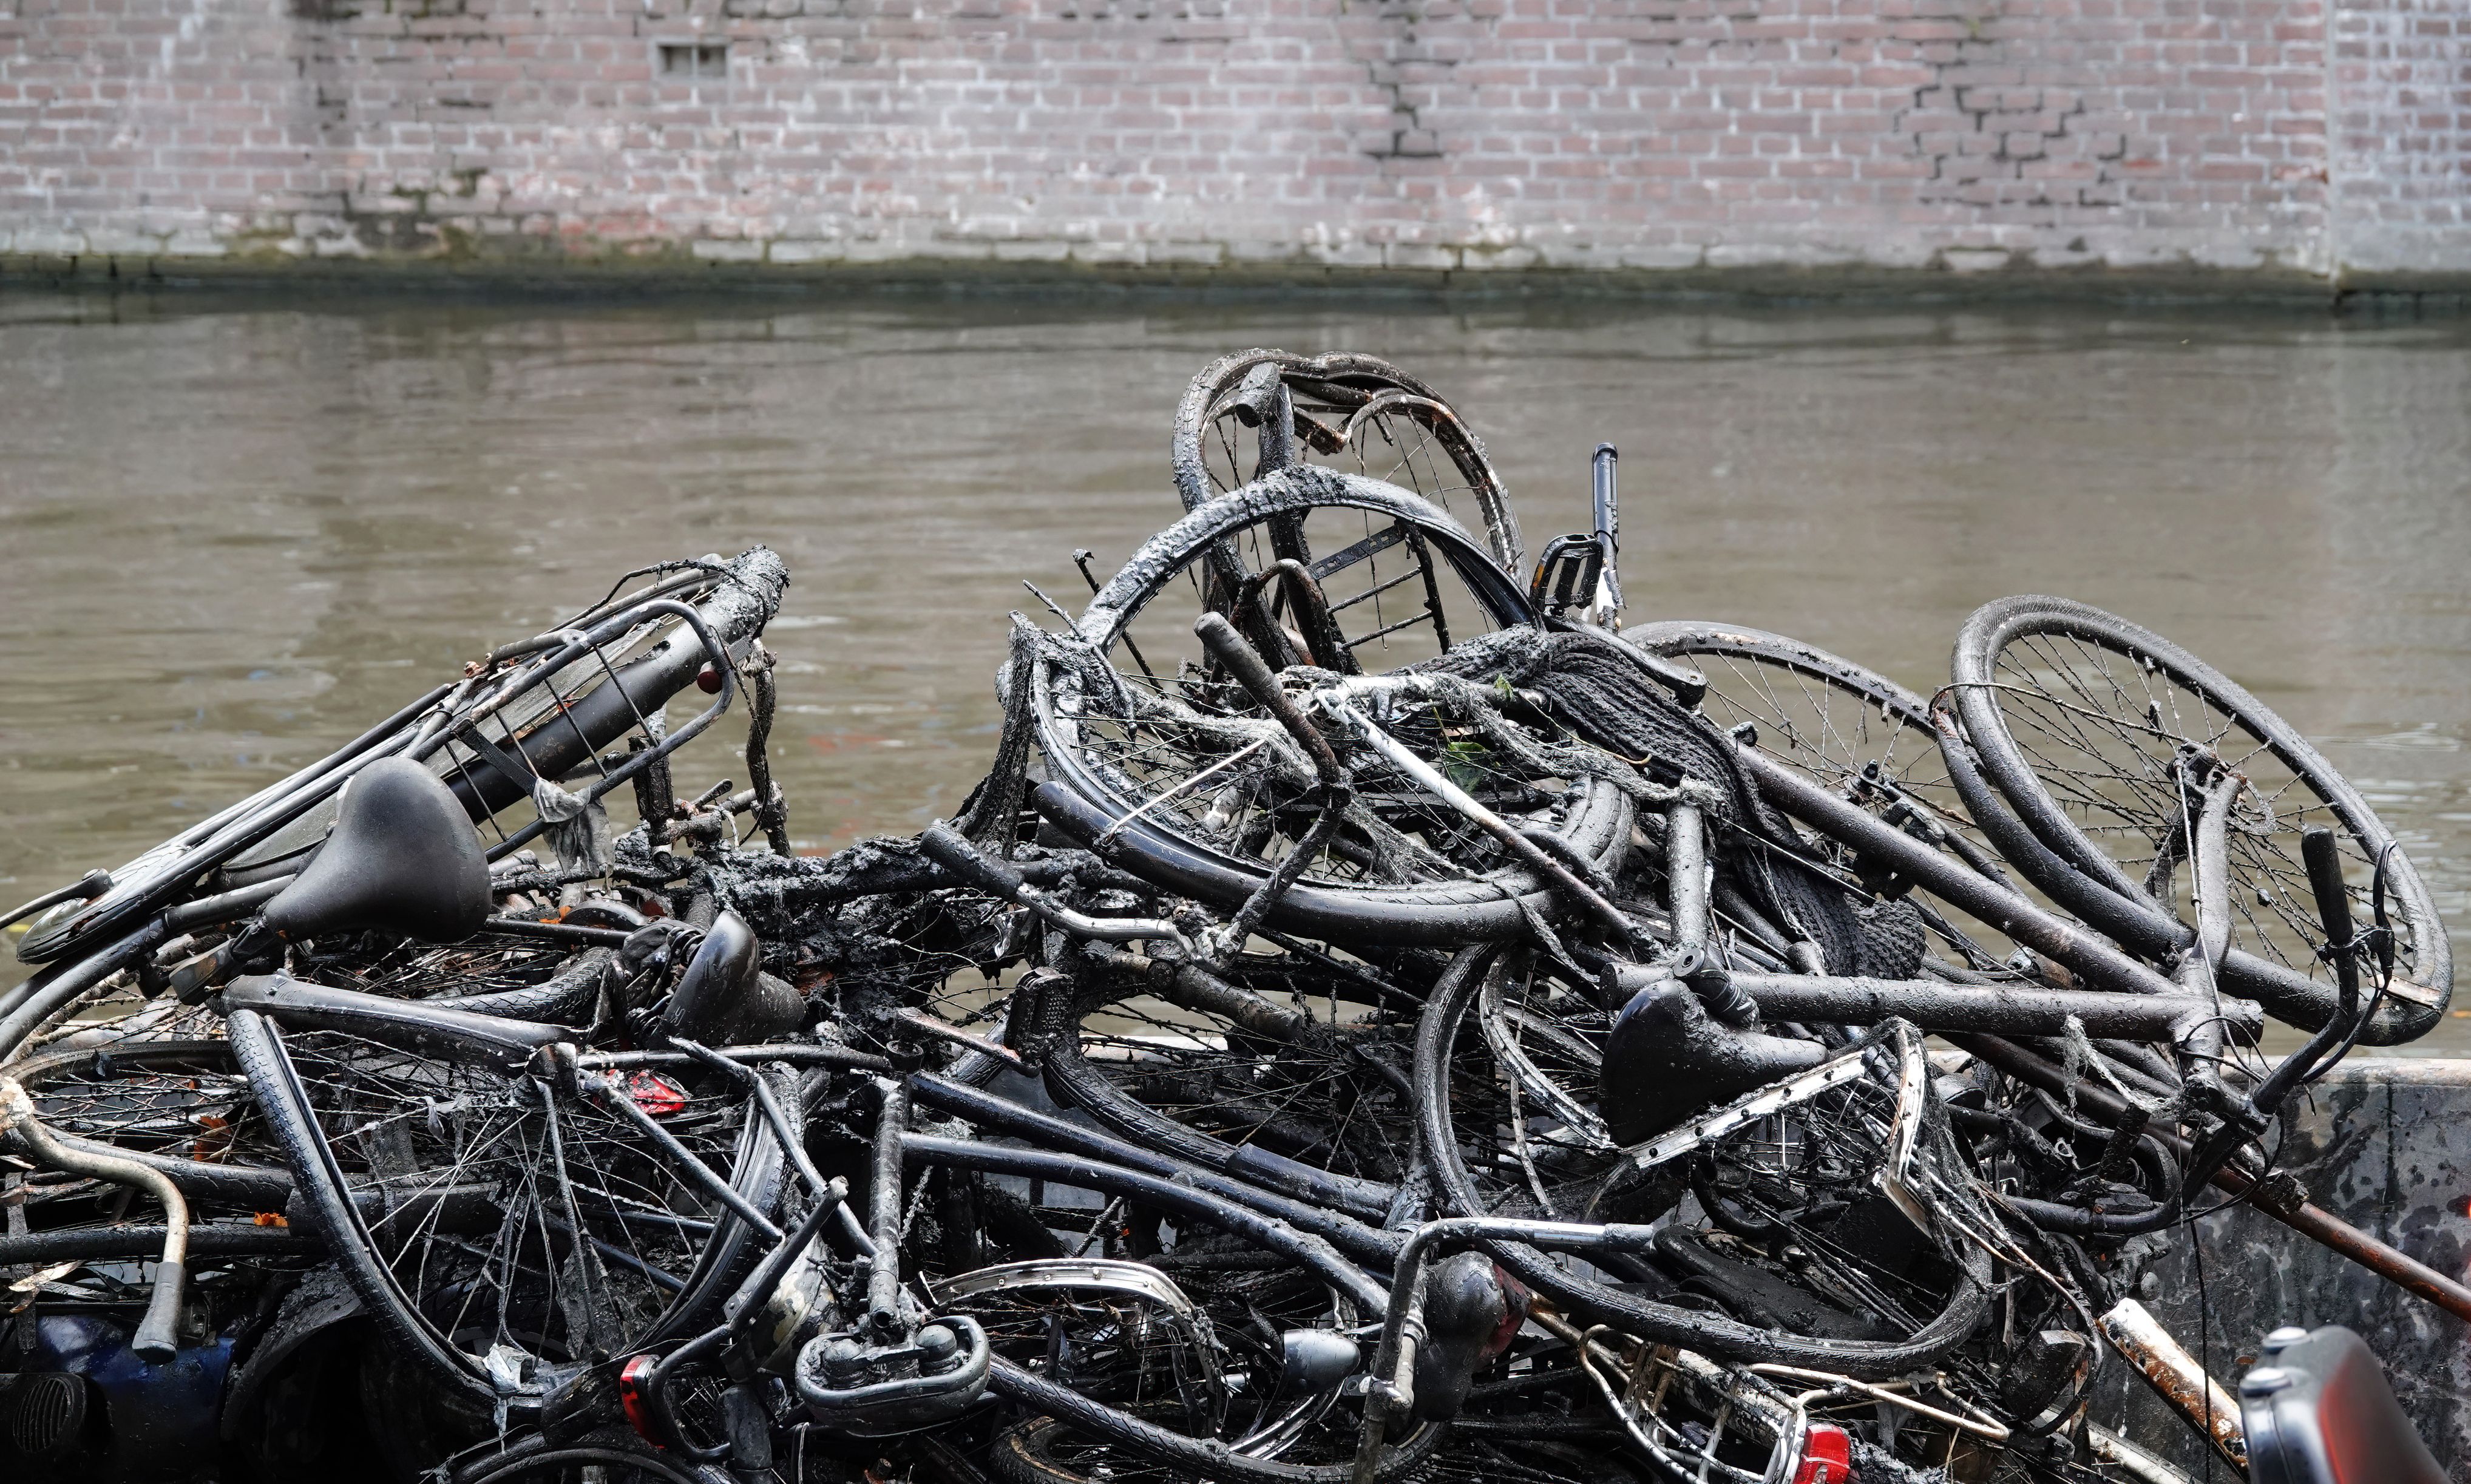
[1412,946,1991,1381]
[1171,348,1522,572]
[1951,594,2450,1039]
[986,1358,1450,1484]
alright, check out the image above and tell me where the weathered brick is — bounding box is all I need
[0,0,2457,280]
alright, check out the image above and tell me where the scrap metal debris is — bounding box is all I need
[0,351,2454,1484]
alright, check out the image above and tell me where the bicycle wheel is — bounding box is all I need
[1627,623,1973,851]
[1414,949,1624,1225]
[1172,350,1521,574]
[1042,470,1630,946]
[1950,595,2450,1032]
[229,1009,790,1409]
[1626,620,2063,978]
[1412,949,1998,1382]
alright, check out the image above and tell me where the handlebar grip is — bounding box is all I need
[2300,827,2353,954]
[919,822,1029,903]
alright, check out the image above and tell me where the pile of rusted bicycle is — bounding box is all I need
[0,351,2453,1484]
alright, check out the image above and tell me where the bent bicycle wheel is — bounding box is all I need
[1950,595,2450,1031]
[1411,949,1624,1225]
[228,1008,788,1411]
[1412,949,2001,1383]
[1041,469,1631,946]
[1172,349,1522,574]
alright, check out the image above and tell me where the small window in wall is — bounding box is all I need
[659,42,728,80]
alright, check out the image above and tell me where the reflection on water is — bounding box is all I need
[2,293,2466,1045]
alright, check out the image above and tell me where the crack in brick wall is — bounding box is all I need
[0,0,2458,277]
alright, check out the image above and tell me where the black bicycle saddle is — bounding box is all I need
[660,909,804,1046]
[260,756,490,944]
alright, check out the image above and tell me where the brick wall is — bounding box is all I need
[0,0,2461,286]
[2331,0,2470,275]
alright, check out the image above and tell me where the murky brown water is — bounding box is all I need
[4,292,2466,1045]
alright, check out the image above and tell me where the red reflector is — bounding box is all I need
[617,1354,660,1444]
[626,1071,688,1117]
[696,663,723,694]
[1793,1422,1856,1484]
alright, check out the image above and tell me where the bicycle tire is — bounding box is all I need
[1172,349,1522,573]
[1949,595,2450,1038]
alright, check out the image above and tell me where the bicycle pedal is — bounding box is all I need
[1528,532,1608,617]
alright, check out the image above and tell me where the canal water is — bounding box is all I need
[3,291,2466,1046]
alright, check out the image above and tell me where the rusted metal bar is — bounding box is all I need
[1950,1033,2471,1324]
[2097,1298,2246,1471]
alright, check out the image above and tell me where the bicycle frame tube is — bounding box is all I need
[1601,964,2260,1043]
[1726,737,2185,1000]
